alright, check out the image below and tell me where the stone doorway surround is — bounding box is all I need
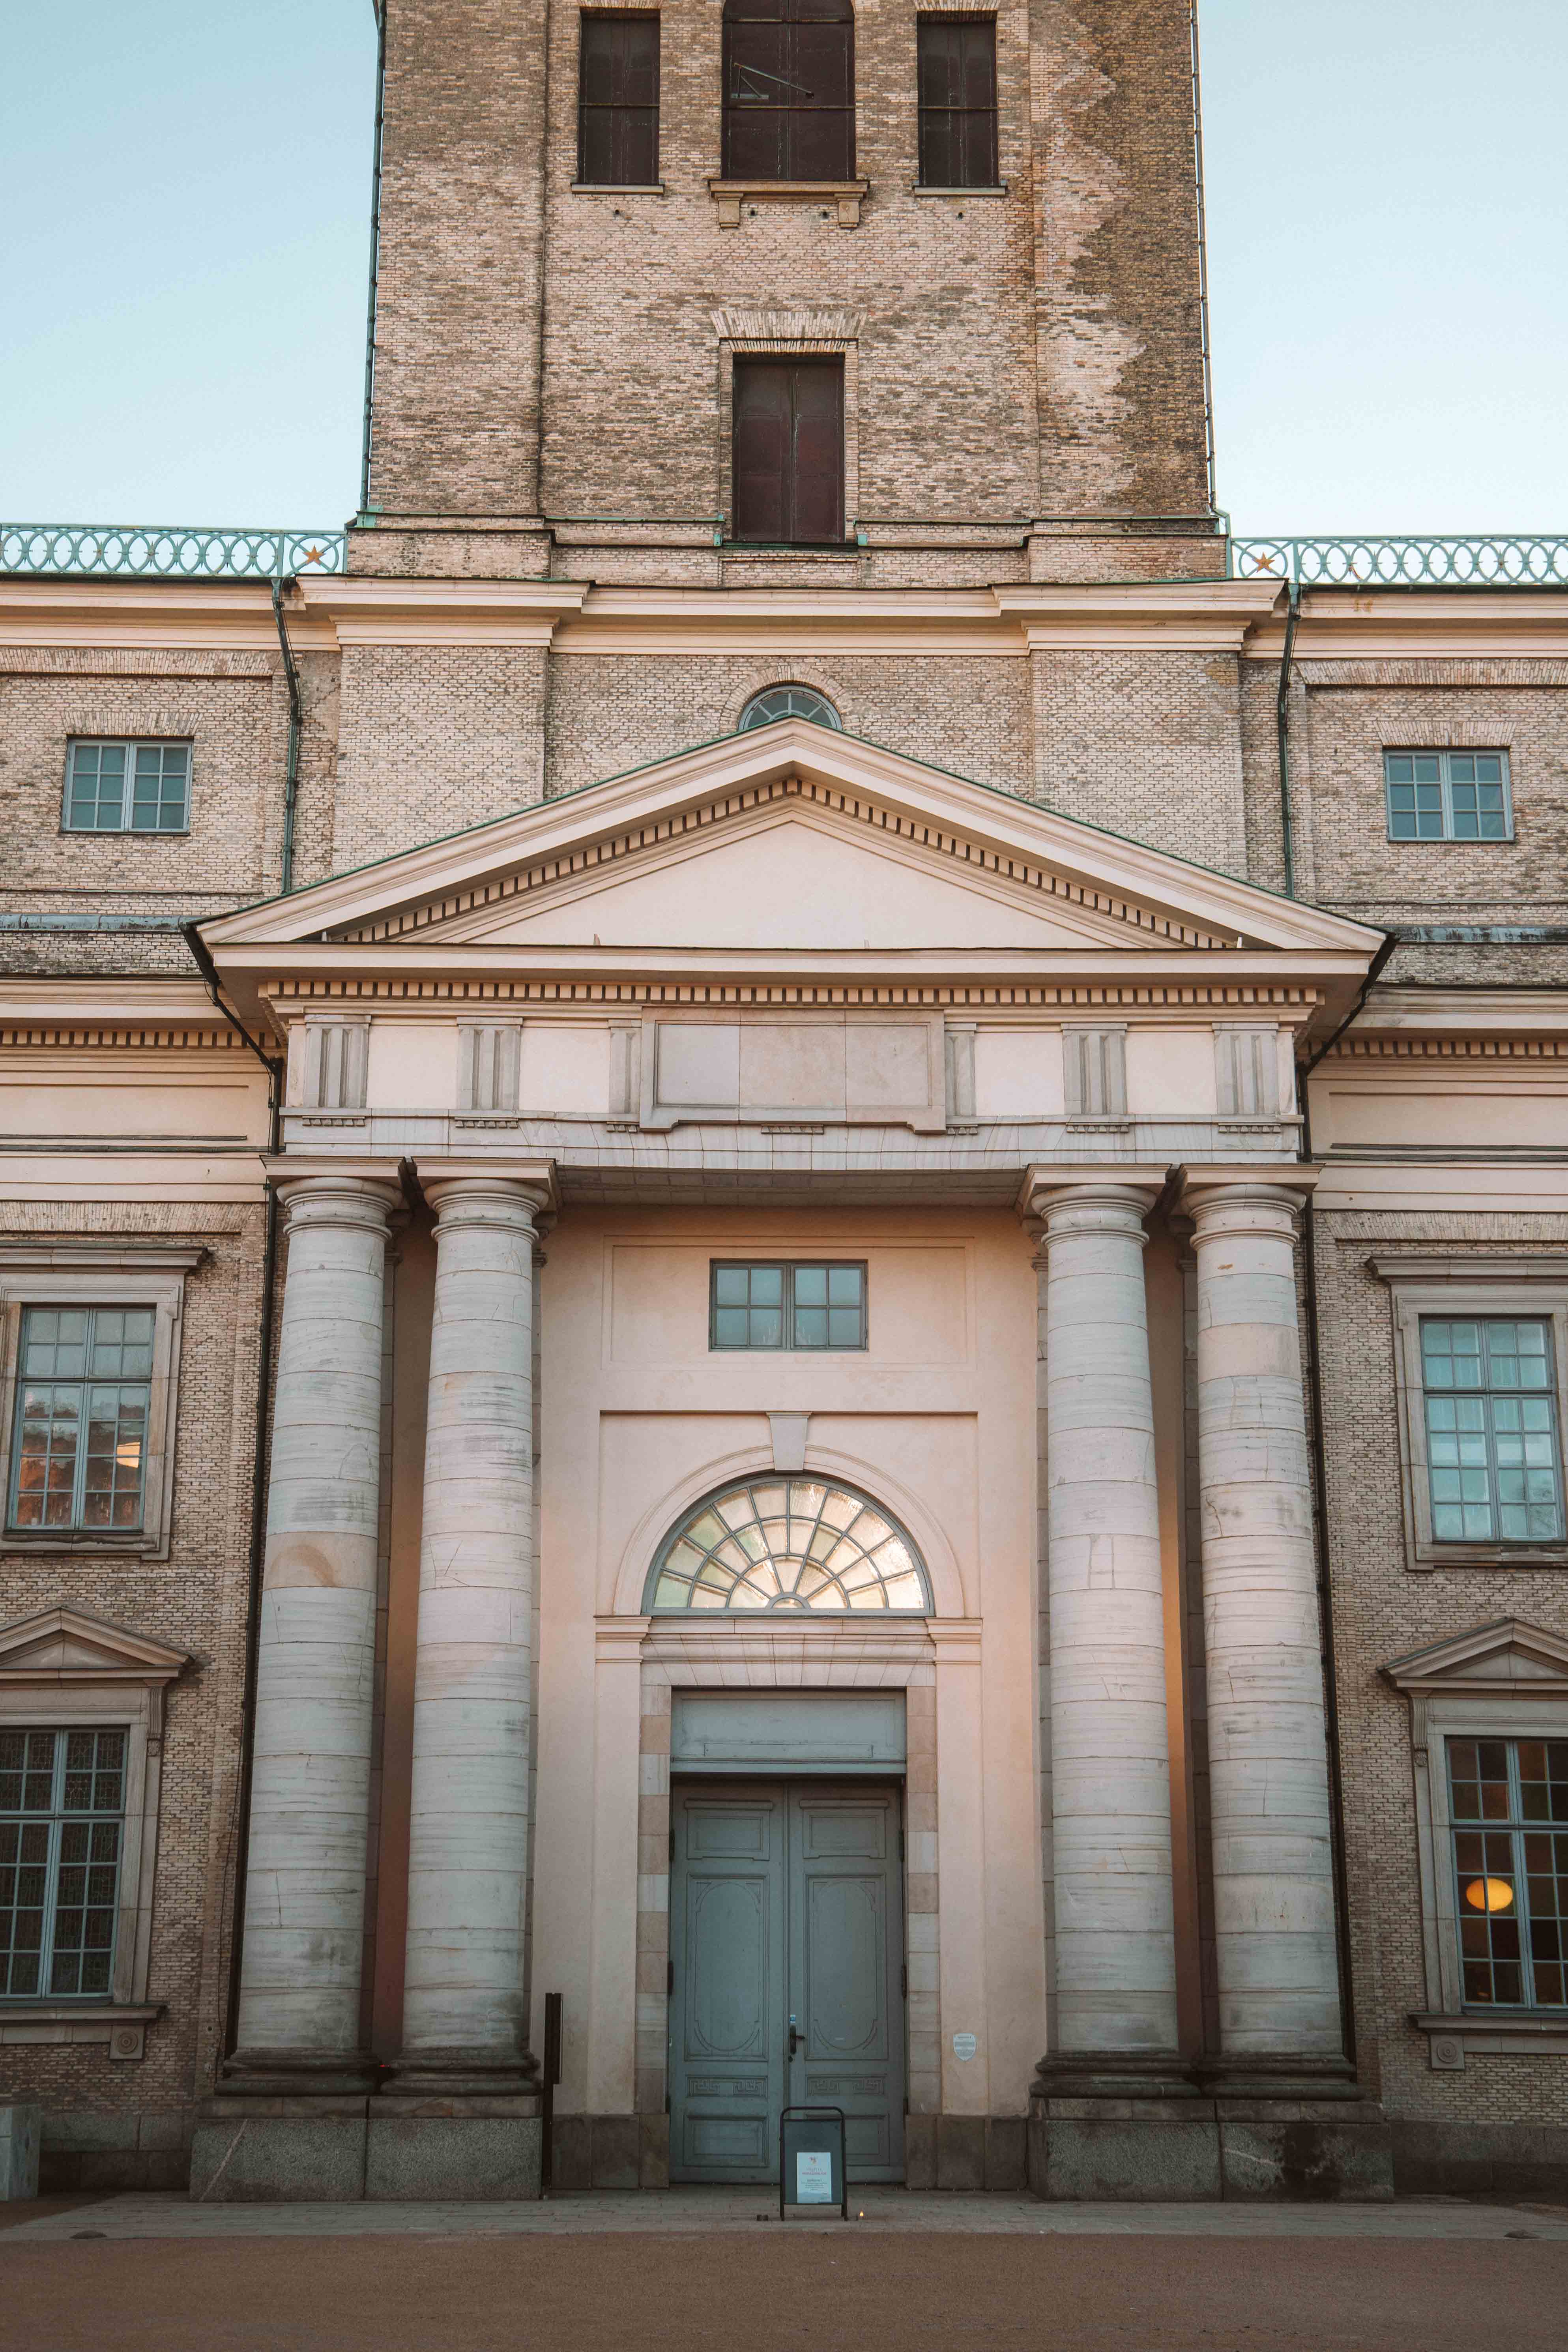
[563,1614,1012,2192]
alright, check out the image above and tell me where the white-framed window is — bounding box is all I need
[1382,1620,1568,2067]
[0,1246,202,1559]
[8,1308,155,1535]
[1420,1318,1563,1546]
[1371,1257,1568,1570]
[1384,749,1512,842]
[738,685,842,732]
[1447,1735,1567,2011]
[62,739,191,835]
[0,1726,127,1998]
[0,1609,188,2056]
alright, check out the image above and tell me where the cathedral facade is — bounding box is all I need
[2,0,1565,2202]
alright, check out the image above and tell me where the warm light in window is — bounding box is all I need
[115,1441,142,1469]
[1464,1877,1515,1914]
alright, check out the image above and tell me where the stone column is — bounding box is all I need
[1188,1186,1342,2062]
[1038,1185,1179,2059]
[230,1176,399,2079]
[374,1177,549,2200]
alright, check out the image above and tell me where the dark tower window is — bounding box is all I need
[732,359,844,545]
[578,13,660,186]
[722,0,855,183]
[917,15,998,189]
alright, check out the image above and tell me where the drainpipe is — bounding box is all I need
[1276,578,1301,897]
[271,575,302,896]
[183,922,285,2060]
[1295,927,1397,2067]
[1188,3,1218,518]
[359,0,388,522]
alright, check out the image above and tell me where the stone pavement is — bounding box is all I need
[6,2187,1567,2239]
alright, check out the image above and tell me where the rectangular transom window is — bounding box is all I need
[8,1307,155,1534]
[711,1262,867,1350]
[0,1727,127,1997]
[1385,750,1512,841]
[917,16,998,188]
[732,357,844,545]
[1420,1317,1564,1544]
[578,13,659,185]
[1448,1737,1568,2009]
[63,739,190,834]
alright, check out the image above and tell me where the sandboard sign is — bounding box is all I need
[778,2106,849,2221]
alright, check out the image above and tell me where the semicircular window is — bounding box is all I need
[737,685,842,732]
[646,1478,931,1613]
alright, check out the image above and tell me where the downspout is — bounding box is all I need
[1276,578,1301,896]
[271,575,302,896]
[359,0,388,522]
[1188,3,1218,518]
[1295,928,1397,2068]
[183,921,285,2060]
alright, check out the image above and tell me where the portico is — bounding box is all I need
[189,723,1390,2202]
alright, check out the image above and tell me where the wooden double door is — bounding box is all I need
[669,1780,906,2184]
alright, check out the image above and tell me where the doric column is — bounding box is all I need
[232,1175,399,2077]
[392,1177,549,2086]
[1038,1184,1179,2058]
[1188,1185,1342,2060]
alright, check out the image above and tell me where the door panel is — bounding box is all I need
[670,1792,784,2180]
[789,1790,903,2180]
[670,1779,905,2184]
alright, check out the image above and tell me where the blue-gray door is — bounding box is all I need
[669,1780,905,2184]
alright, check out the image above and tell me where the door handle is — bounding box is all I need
[788,2020,801,2061]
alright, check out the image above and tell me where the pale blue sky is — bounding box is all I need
[2,2,1564,534]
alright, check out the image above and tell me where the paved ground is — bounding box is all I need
[2,2219,1567,2352]
[6,2186,1568,2240]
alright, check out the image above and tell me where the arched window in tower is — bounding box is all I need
[644,1478,931,1612]
[722,0,855,183]
[738,683,842,731]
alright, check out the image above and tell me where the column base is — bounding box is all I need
[367,2111,542,2200]
[1026,2054,1393,2202]
[371,2049,543,2199]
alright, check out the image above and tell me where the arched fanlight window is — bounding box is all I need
[722,0,855,184]
[738,684,842,732]
[645,1477,931,1613]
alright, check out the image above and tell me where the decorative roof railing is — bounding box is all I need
[0,523,346,580]
[3,521,1567,591]
[1229,533,1568,587]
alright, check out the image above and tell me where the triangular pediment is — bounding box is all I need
[1381,1619,1568,1697]
[0,1605,191,1685]
[201,724,1383,968]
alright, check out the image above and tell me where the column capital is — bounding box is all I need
[423,1174,553,1232]
[1184,1182,1308,1245]
[1032,1181,1160,1245]
[273,1173,402,1238]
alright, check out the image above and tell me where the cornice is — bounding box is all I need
[1247,589,1568,663]
[1351,986,1568,1037]
[293,575,589,647]
[7,573,1568,662]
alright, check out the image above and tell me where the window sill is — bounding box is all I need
[3,1529,156,1556]
[570,181,665,195]
[59,829,191,841]
[911,183,1008,198]
[1385,836,1516,848]
[0,2000,162,2060]
[1412,1546,1568,1572]
[1412,2010,1568,2067]
[707,178,868,228]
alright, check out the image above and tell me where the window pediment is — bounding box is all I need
[1381,1618,1568,1699]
